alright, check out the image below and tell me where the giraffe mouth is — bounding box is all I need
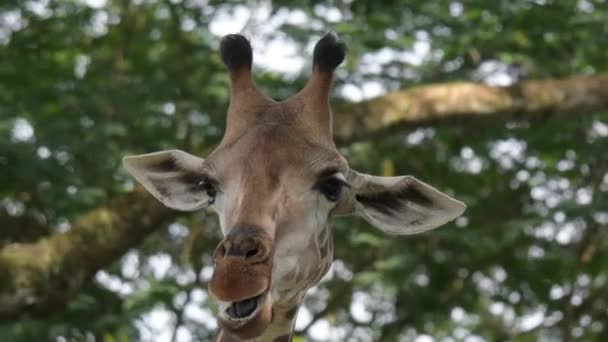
[223,289,269,321]
[216,287,273,339]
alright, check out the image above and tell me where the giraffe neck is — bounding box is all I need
[214,305,299,342]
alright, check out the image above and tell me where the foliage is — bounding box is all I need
[1,0,607,341]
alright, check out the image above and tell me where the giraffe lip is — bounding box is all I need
[225,289,269,320]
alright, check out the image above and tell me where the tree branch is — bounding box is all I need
[333,73,608,144]
[0,188,175,320]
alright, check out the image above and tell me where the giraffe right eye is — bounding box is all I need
[316,177,348,202]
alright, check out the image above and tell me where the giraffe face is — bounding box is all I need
[201,121,347,338]
[123,33,466,340]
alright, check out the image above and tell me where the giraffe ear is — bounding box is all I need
[122,150,212,211]
[338,171,466,235]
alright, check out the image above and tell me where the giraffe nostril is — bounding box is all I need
[213,242,228,260]
[217,226,272,262]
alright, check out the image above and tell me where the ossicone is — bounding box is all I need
[220,34,253,72]
[313,32,347,72]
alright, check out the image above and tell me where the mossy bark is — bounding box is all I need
[333,73,608,144]
[0,188,174,320]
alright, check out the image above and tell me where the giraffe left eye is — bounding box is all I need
[316,177,345,202]
[198,178,217,203]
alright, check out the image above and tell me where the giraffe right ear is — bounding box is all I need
[122,150,212,211]
[335,170,466,235]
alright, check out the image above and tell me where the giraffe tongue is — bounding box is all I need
[230,297,258,318]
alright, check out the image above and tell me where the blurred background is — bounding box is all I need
[1,0,607,341]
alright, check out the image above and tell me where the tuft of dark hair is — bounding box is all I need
[220,34,253,71]
[313,32,347,72]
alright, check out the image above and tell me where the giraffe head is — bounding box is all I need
[123,33,466,340]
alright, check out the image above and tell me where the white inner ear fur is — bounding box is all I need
[348,172,466,235]
[122,149,210,211]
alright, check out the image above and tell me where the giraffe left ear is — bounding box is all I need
[336,171,466,235]
[122,150,211,211]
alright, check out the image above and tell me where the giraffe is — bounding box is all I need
[123,33,466,341]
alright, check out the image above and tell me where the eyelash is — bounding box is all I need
[316,176,348,202]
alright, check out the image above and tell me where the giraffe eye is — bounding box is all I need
[316,177,346,202]
[198,178,217,203]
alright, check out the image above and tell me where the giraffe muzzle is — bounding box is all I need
[208,226,274,301]
[208,225,275,339]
